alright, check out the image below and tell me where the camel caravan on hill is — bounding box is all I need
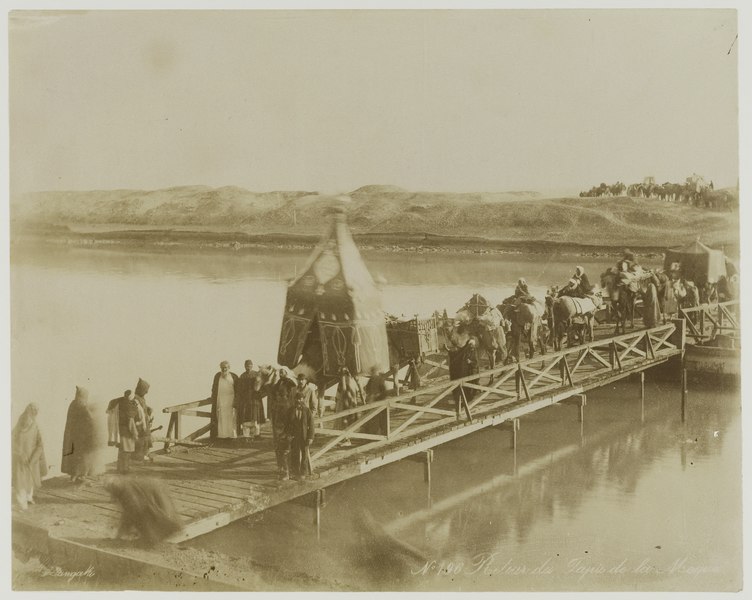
[579,174,736,211]
[436,246,738,374]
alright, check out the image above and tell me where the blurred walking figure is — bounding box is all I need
[211,361,238,439]
[133,378,154,462]
[105,476,183,547]
[270,367,296,480]
[364,367,388,436]
[12,403,47,510]
[61,386,104,483]
[334,367,363,447]
[285,391,315,481]
[106,394,121,448]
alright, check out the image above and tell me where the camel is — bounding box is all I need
[544,294,599,350]
[600,268,639,334]
[442,314,507,383]
[441,297,507,383]
[498,300,547,360]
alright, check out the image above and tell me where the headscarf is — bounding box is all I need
[278,366,296,381]
[15,403,39,431]
[575,266,585,277]
[135,378,150,397]
[74,386,89,405]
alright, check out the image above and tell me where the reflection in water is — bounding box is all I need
[10,244,740,591]
[189,378,740,591]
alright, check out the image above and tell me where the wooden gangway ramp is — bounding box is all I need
[12,321,684,584]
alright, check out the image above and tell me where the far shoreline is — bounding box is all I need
[10,227,740,260]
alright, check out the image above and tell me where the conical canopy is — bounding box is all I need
[277,207,390,378]
[664,240,727,285]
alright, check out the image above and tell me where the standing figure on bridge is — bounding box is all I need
[447,338,479,417]
[61,386,104,482]
[285,391,315,481]
[617,249,639,273]
[668,262,682,282]
[115,390,139,474]
[236,359,264,440]
[295,372,320,417]
[210,361,238,440]
[134,378,155,461]
[270,367,296,480]
[12,403,47,510]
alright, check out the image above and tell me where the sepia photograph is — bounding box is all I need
[5,4,745,593]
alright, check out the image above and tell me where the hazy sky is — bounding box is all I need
[8,9,739,194]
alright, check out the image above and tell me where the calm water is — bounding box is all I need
[10,243,740,591]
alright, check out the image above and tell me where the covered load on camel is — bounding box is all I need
[277,207,390,383]
[444,294,508,374]
[663,240,727,287]
[385,313,439,363]
[457,293,503,327]
[617,268,655,293]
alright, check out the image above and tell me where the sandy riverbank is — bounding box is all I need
[12,228,738,260]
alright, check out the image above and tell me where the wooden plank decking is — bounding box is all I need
[13,321,683,543]
[12,319,685,587]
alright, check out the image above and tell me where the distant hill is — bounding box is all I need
[10,185,739,248]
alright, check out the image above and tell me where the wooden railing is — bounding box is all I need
[161,397,213,449]
[308,322,681,465]
[679,300,739,343]
[160,323,682,460]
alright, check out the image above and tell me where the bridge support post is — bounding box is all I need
[681,367,688,423]
[670,318,686,350]
[423,449,434,484]
[314,488,325,542]
[510,418,520,449]
[576,394,586,445]
[575,394,587,423]
[640,371,645,423]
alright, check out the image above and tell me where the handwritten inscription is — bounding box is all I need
[35,564,96,582]
[411,553,722,580]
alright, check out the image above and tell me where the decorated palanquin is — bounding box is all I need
[277,207,390,380]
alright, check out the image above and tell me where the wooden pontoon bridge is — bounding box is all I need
[13,316,700,587]
[12,208,738,587]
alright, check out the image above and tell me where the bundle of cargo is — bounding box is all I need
[385,313,440,363]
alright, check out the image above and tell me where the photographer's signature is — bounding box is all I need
[35,563,96,582]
